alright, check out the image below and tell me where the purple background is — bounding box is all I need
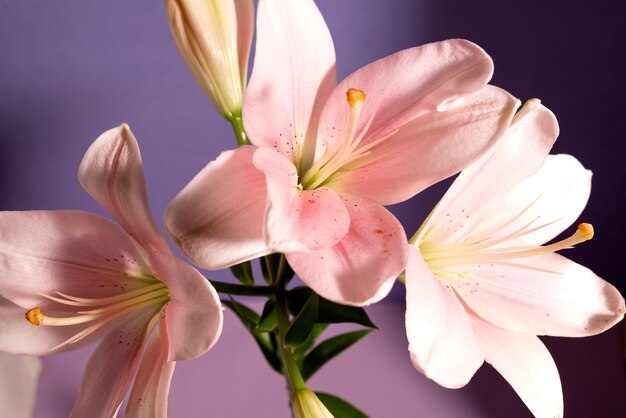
[1,0,625,417]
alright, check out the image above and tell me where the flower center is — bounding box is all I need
[25,281,169,351]
[421,222,594,271]
[299,88,396,190]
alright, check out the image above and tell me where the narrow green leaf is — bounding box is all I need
[256,332,282,374]
[223,299,259,329]
[256,299,278,332]
[315,393,369,418]
[294,323,328,367]
[284,292,318,348]
[223,299,282,373]
[229,261,254,285]
[301,330,372,381]
[287,288,377,328]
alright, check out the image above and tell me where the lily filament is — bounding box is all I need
[25,282,169,350]
[300,88,397,189]
[423,223,594,270]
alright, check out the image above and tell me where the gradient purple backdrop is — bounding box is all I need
[1,1,624,417]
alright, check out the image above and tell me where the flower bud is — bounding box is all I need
[165,0,254,119]
[291,389,334,418]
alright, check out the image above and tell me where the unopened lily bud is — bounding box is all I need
[165,0,254,119]
[291,389,334,418]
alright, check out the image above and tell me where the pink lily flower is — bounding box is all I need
[405,100,625,417]
[165,0,519,306]
[0,125,223,417]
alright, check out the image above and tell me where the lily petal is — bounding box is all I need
[448,253,625,337]
[78,124,169,253]
[326,85,519,205]
[0,351,41,418]
[287,196,407,306]
[165,146,269,269]
[318,39,495,155]
[471,316,563,418]
[243,0,336,167]
[70,304,162,418]
[126,325,175,418]
[416,100,559,245]
[148,249,223,361]
[473,154,592,246]
[0,210,152,309]
[405,246,483,388]
[253,147,350,253]
[235,0,254,87]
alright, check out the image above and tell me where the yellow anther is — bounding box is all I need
[576,223,594,240]
[25,308,43,326]
[346,88,366,107]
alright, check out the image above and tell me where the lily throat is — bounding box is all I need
[299,88,395,190]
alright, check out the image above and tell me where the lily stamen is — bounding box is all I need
[302,88,390,189]
[39,281,163,307]
[25,283,168,333]
[425,223,594,269]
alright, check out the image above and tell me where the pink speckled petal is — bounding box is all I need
[165,146,269,269]
[253,147,350,253]
[79,124,169,253]
[287,195,407,306]
[415,100,558,245]
[148,249,223,361]
[325,85,518,205]
[244,0,336,164]
[0,210,152,310]
[405,246,483,388]
[448,253,625,337]
[318,39,495,156]
[70,304,162,418]
[126,324,175,418]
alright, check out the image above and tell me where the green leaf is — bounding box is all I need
[256,299,278,332]
[223,299,259,329]
[301,330,372,381]
[223,299,282,373]
[229,261,254,285]
[287,288,377,329]
[294,323,328,367]
[260,333,282,374]
[315,392,369,418]
[284,292,318,348]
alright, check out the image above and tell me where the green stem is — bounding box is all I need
[269,254,306,396]
[276,291,307,394]
[210,280,275,296]
[229,113,249,146]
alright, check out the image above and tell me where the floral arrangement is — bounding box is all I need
[0,1,624,417]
